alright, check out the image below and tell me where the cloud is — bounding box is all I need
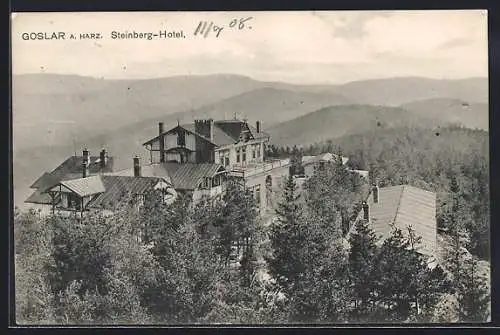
[332,11,394,39]
[437,37,474,50]
[11,11,488,84]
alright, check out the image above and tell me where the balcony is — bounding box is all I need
[229,158,291,179]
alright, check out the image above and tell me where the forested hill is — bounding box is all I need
[266,104,463,147]
[273,126,489,260]
[15,125,490,324]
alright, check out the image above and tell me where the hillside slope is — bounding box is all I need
[13,74,488,152]
[13,74,489,207]
[266,104,439,146]
[139,87,352,128]
[332,77,488,106]
[12,73,265,151]
[400,98,488,130]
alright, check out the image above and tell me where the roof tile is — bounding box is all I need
[162,163,225,190]
[28,155,114,193]
[59,175,106,197]
[89,176,166,209]
[349,184,437,257]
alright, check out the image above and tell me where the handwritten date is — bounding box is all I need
[193,17,253,38]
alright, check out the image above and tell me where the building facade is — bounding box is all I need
[142,119,291,213]
[25,150,175,215]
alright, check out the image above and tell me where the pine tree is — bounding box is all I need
[456,256,490,322]
[372,228,449,322]
[267,174,304,293]
[347,218,378,319]
[214,179,260,266]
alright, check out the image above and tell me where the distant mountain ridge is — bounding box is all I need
[12,73,488,206]
[13,73,488,151]
[331,76,488,106]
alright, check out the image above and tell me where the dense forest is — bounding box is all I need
[267,125,490,261]
[14,125,490,324]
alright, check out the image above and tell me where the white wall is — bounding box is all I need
[218,138,268,170]
[164,131,196,151]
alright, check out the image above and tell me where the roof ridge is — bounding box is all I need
[391,185,406,228]
[102,174,163,179]
[143,124,218,147]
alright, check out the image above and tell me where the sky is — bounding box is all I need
[11,10,488,84]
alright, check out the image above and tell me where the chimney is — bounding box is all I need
[82,148,90,178]
[362,201,370,222]
[133,156,141,177]
[159,122,165,163]
[372,184,379,204]
[99,149,107,169]
[256,121,261,133]
[209,119,214,142]
[194,119,214,142]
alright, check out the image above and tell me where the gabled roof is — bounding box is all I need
[25,155,115,205]
[29,155,114,193]
[246,123,270,140]
[162,163,225,190]
[104,165,173,184]
[142,124,218,147]
[142,120,270,148]
[105,162,225,191]
[183,123,236,147]
[25,189,52,205]
[30,172,51,189]
[89,176,169,209]
[348,184,437,256]
[57,175,106,197]
[213,120,270,143]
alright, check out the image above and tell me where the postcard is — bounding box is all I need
[11,10,490,326]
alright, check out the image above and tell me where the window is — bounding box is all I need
[67,193,81,210]
[213,175,220,187]
[219,150,230,166]
[200,177,210,189]
[252,145,256,159]
[236,148,241,163]
[242,146,247,162]
[257,143,261,157]
[177,129,186,146]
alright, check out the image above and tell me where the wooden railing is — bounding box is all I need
[229,158,291,179]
